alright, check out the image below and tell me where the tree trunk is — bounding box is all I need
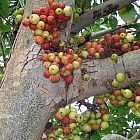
[0,0,139,139]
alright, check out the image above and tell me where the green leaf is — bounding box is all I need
[118,4,137,23]
[85,0,91,9]
[135,30,140,41]
[128,113,135,122]
[128,23,140,30]
[92,0,97,7]
[83,30,91,37]
[90,131,101,140]
[0,21,11,32]
[5,48,11,56]
[109,16,118,29]
[75,0,82,8]
[0,0,10,17]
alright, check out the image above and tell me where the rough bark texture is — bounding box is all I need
[71,0,136,33]
[0,0,139,140]
[101,134,128,140]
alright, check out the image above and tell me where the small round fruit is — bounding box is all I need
[104,34,112,41]
[57,2,65,9]
[58,108,67,116]
[91,124,99,130]
[49,73,60,83]
[88,47,96,56]
[96,112,101,119]
[64,75,73,84]
[103,114,110,121]
[69,112,77,120]
[29,24,37,30]
[112,79,120,88]
[63,70,71,76]
[113,90,121,96]
[49,65,59,75]
[85,42,92,49]
[42,31,49,38]
[22,18,30,27]
[65,63,73,71]
[43,61,51,69]
[15,15,23,23]
[111,54,118,62]
[55,8,63,15]
[76,8,82,14]
[55,112,64,120]
[121,89,133,99]
[13,9,20,17]
[43,70,50,78]
[83,73,90,81]
[116,72,125,82]
[40,15,47,23]
[70,107,77,113]
[96,119,102,125]
[69,123,77,130]
[100,121,109,130]
[135,89,140,96]
[73,13,79,21]
[78,36,85,44]
[120,33,126,39]
[81,50,88,58]
[48,53,55,61]
[127,101,134,107]
[72,61,80,69]
[96,97,104,105]
[73,135,81,140]
[57,128,63,135]
[63,6,72,16]
[47,35,53,41]
[29,14,40,24]
[126,33,134,43]
[18,8,24,15]
[58,52,64,59]
[34,36,44,45]
[112,34,121,42]
[77,114,84,123]
[135,96,140,103]
[37,21,45,29]
[82,123,91,132]
[63,127,71,135]
[95,53,100,59]
[35,29,43,36]
[100,108,108,115]
[47,16,55,24]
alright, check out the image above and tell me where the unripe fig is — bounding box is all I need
[15,15,23,23]
[29,14,40,24]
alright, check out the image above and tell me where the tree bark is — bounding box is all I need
[0,0,139,140]
[71,0,137,33]
[101,134,128,140]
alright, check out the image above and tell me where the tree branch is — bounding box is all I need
[101,134,127,140]
[131,130,140,139]
[66,49,140,104]
[71,0,137,33]
[0,41,7,67]
[89,14,139,39]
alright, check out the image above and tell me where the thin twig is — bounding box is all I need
[0,42,7,67]
[0,16,14,28]
[90,15,140,40]
[18,0,24,8]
